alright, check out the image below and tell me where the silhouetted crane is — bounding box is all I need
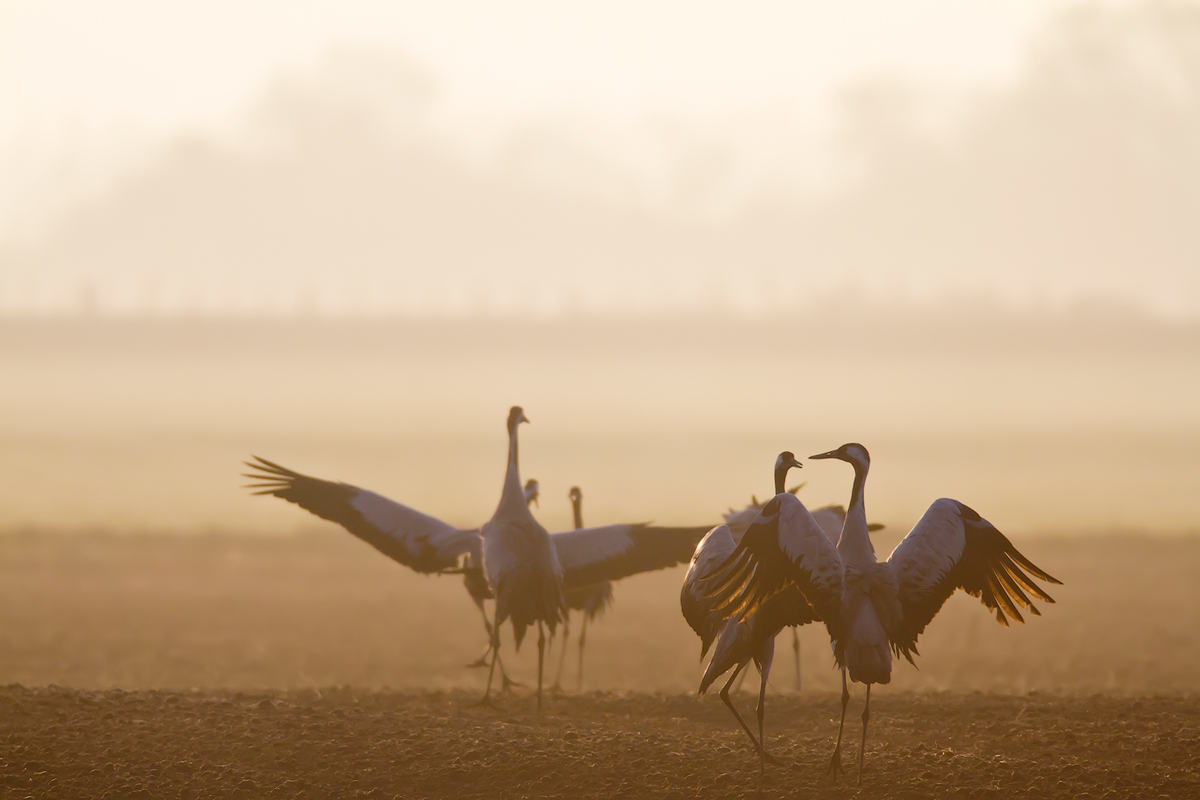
[683,452,841,774]
[706,442,1061,784]
[552,486,614,692]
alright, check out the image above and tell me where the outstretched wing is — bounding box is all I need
[553,523,711,590]
[887,498,1062,642]
[243,456,479,573]
[703,493,843,625]
[680,525,737,658]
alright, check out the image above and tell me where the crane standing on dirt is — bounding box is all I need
[706,442,1061,784]
[552,486,614,692]
[244,406,712,707]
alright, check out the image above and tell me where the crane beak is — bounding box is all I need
[809,450,838,460]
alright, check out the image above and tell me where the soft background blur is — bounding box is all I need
[2,0,1198,536]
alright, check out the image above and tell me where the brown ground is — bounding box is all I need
[2,531,1200,798]
[4,687,1199,800]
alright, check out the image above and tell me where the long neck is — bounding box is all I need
[837,460,875,564]
[572,499,583,530]
[774,462,789,495]
[497,424,528,517]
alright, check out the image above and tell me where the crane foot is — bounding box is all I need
[826,748,845,781]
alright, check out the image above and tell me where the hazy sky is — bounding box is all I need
[3,0,1196,318]
[0,1,1071,225]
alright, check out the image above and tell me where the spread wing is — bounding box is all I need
[243,456,479,573]
[703,493,843,625]
[553,523,711,590]
[887,498,1062,644]
[680,525,737,658]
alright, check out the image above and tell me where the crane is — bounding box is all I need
[682,452,839,774]
[705,442,1061,784]
[551,486,614,692]
[245,407,711,707]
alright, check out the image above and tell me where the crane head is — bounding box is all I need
[773,451,803,495]
[810,442,870,471]
[506,406,530,434]
[523,478,540,507]
[775,451,803,473]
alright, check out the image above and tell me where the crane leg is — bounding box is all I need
[468,603,523,691]
[551,614,570,691]
[792,629,801,693]
[499,654,523,693]
[733,665,749,693]
[536,621,547,711]
[858,684,871,787]
[826,668,850,779]
[718,661,784,769]
[476,607,503,707]
[576,614,589,692]
[466,602,494,668]
[756,657,770,777]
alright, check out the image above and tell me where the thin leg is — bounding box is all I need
[470,603,522,691]
[552,614,570,691]
[827,668,850,779]
[536,621,547,711]
[792,628,801,692]
[733,665,748,693]
[499,653,523,693]
[477,607,502,706]
[718,661,784,768]
[858,684,871,786]
[467,601,494,668]
[719,661,760,756]
[756,656,770,776]
[576,614,589,692]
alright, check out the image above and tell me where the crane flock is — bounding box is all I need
[244,407,1061,784]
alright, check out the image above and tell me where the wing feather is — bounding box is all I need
[703,493,843,627]
[553,523,710,589]
[887,498,1062,647]
[680,525,737,658]
[243,456,478,573]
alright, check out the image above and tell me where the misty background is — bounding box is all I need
[1,1,1198,534]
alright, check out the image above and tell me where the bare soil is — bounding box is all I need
[3,687,1199,799]
[2,531,1199,798]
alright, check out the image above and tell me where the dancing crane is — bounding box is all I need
[722,491,884,692]
[477,406,564,709]
[245,407,712,707]
[706,443,1061,784]
[682,452,843,774]
[242,455,526,688]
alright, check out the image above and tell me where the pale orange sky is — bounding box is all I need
[2,0,1197,319]
[0,0,1084,231]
